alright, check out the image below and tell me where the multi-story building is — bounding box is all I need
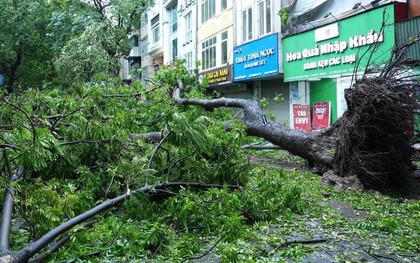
[177,0,198,71]
[232,0,286,123]
[196,0,235,92]
[282,0,419,132]
[119,31,141,82]
[141,1,164,86]
[139,10,152,85]
[136,0,198,87]
[126,0,419,132]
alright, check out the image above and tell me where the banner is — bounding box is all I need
[233,33,279,81]
[199,65,232,88]
[292,104,311,132]
[312,102,331,130]
[283,6,395,81]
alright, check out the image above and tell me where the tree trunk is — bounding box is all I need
[0,164,24,251]
[174,76,415,192]
[0,182,241,263]
[174,81,336,170]
[6,50,22,93]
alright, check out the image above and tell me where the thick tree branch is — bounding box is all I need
[7,182,241,262]
[174,80,334,168]
[28,220,98,263]
[129,132,163,143]
[92,0,111,19]
[0,164,25,251]
[6,49,22,92]
[27,236,70,263]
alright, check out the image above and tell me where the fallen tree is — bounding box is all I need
[1,34,419,263]
[171,34,420,191]
[0,67,281,262]
[174,74,416,191]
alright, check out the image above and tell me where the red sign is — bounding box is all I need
[293,104,311,133]
[312,102,331,131]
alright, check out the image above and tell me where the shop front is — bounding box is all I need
[233,33,290,124]
[199,64,233,90]
[283,4,396,131]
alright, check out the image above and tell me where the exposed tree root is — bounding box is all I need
[333,77,416,190]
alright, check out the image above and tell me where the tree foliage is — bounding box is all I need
[54,22,128,87]
[1,2,419,261]
[0,0,54,90]
[0,62,309,262]
[0,0,151,91]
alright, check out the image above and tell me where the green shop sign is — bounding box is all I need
[283,5,395,82]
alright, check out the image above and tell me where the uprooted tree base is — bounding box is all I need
[332,77,416,191]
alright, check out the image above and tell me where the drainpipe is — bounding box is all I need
[195,0,199,82]
[233,0,237,48]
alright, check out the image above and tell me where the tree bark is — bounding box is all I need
[174,73,415,192]
[6,49,22,93]
[1,182,241,263]
[173,81,336,169]
[0,163,24,251]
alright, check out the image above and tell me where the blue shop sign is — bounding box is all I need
[233,33,279,82]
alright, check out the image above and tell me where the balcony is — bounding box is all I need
[128,46,140,58]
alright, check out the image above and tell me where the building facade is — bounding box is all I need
[231,0,288,124]
[120,32,141,81]
[196,0,235,92]
[123,0,419,132]
[282,0,418,132]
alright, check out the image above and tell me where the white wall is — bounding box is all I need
[234,0,281,46]
[178,0,197,69]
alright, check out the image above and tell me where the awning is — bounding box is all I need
[290,0,330,18]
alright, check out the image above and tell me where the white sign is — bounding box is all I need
[315,23,339,42]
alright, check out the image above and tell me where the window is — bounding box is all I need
[172,38,178,59]
[141,37,148,56]
[221,31,228,64]
[266,0,271,34]
[257,0,271,37]
[151,15,160,45]
[185,12,192,43]
[141,12,148,27]
[242,8,253,42]
[170,5,178,33]
[130,59,141,79]
[221,0,227,11]
[184,52,193,70]
[201,0,215,23]
[129,35,139,47]
[202,36,216,70]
